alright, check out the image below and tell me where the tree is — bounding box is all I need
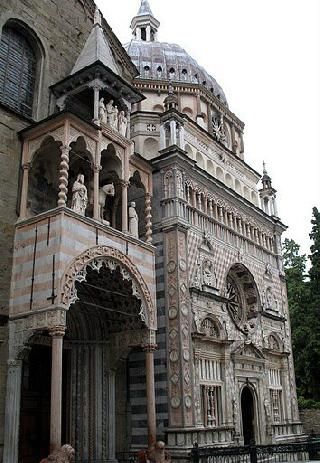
[307,207,320,399]
[282,238,310,398]
[283,209,320,401]
[309,207,320,307]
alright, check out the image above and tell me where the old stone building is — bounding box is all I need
[0,0,303,461]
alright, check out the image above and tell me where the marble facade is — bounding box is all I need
[0,0,303,461]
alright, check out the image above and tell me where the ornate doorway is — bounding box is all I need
[241,386,255,445]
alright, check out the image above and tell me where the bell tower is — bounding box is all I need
[131,0,160,42]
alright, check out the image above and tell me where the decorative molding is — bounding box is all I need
[60,245,156,330]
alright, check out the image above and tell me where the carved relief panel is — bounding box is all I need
[165,228,194,427]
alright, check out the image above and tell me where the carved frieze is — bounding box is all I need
[60,245,156,330]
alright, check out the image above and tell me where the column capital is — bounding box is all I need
[49,326,65,338]
[120,179,130,188]
[7,359,23,368]
[60,144,71,153]
[22,162,31,171]
[94,164,102,173]
[142,343,158,353]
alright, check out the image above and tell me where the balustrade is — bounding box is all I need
[162,195,274,255]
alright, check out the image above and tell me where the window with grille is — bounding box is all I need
[0,25,36,117]
[270,389,282,423]
[268,368,283,422]
[201,385,222,427]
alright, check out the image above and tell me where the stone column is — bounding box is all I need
[49,326,65,452]
[126,111,131,139]
[107,369,117,462]
[57,145,70,207]
[179,125,185,150]
[231,124,237,153]
[19,162,30,219]
[143,343,157,448]
[121,181,129,233]
[93,85,101,125]
[160,125,166,150]
[146,25,151,42]
[170,120,177,146]
[93,164,101,220]
[3,359,23,463]
[145,193,153,244]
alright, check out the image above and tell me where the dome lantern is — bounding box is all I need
[131,0,160,42]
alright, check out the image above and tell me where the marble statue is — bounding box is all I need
[128,201,139,238]
[99,183,115,222]
[212,114,226,143]
[111,105,119,130]
[265,262,272,277]
[98,97,107,123]
[71,174,88,216]
[40,444,75,463]
[118,110,128,137]
[202,259,215,287]
[106,100,115,124]
[106,99,119,131]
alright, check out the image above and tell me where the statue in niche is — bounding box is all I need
[265,262,272,277]
[118,110,128,137]
[40,444,75,463]
[202,259,216,287]
[265,288,274,311]
[212,114,226,144]
[71,174,88,216]
[98,183,115,223]
[192,260,202,289]
[106,99,118,131]
[111,105,119,130]
[128,201,139,238]
[98,98,107,123]
[106,100,115,124]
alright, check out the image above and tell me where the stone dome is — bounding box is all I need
[125,40,228,107]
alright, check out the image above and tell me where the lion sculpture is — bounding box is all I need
[40,444,75,463]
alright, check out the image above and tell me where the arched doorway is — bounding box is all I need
[64,263,146,462]
[241,386,255,445]
[18,250,155,462]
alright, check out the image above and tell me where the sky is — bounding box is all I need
[97,0,320,259]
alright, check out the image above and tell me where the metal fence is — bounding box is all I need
[190,440,320,463]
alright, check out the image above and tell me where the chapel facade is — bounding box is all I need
[0,0,303,462]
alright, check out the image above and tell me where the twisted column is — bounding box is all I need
[121,180,129,233]
[20,162,31,219]
[145,193,153,244]
[49,326,65,452]
[93,164,101,220]
[57,145,70,207]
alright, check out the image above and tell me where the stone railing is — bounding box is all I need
[161,197,274,255]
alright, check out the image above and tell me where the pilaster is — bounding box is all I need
[164,226,194,428]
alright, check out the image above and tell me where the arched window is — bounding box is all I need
[0,24,37,117]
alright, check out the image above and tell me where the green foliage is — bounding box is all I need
[298,397,320,410]
[283,208,320,402]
